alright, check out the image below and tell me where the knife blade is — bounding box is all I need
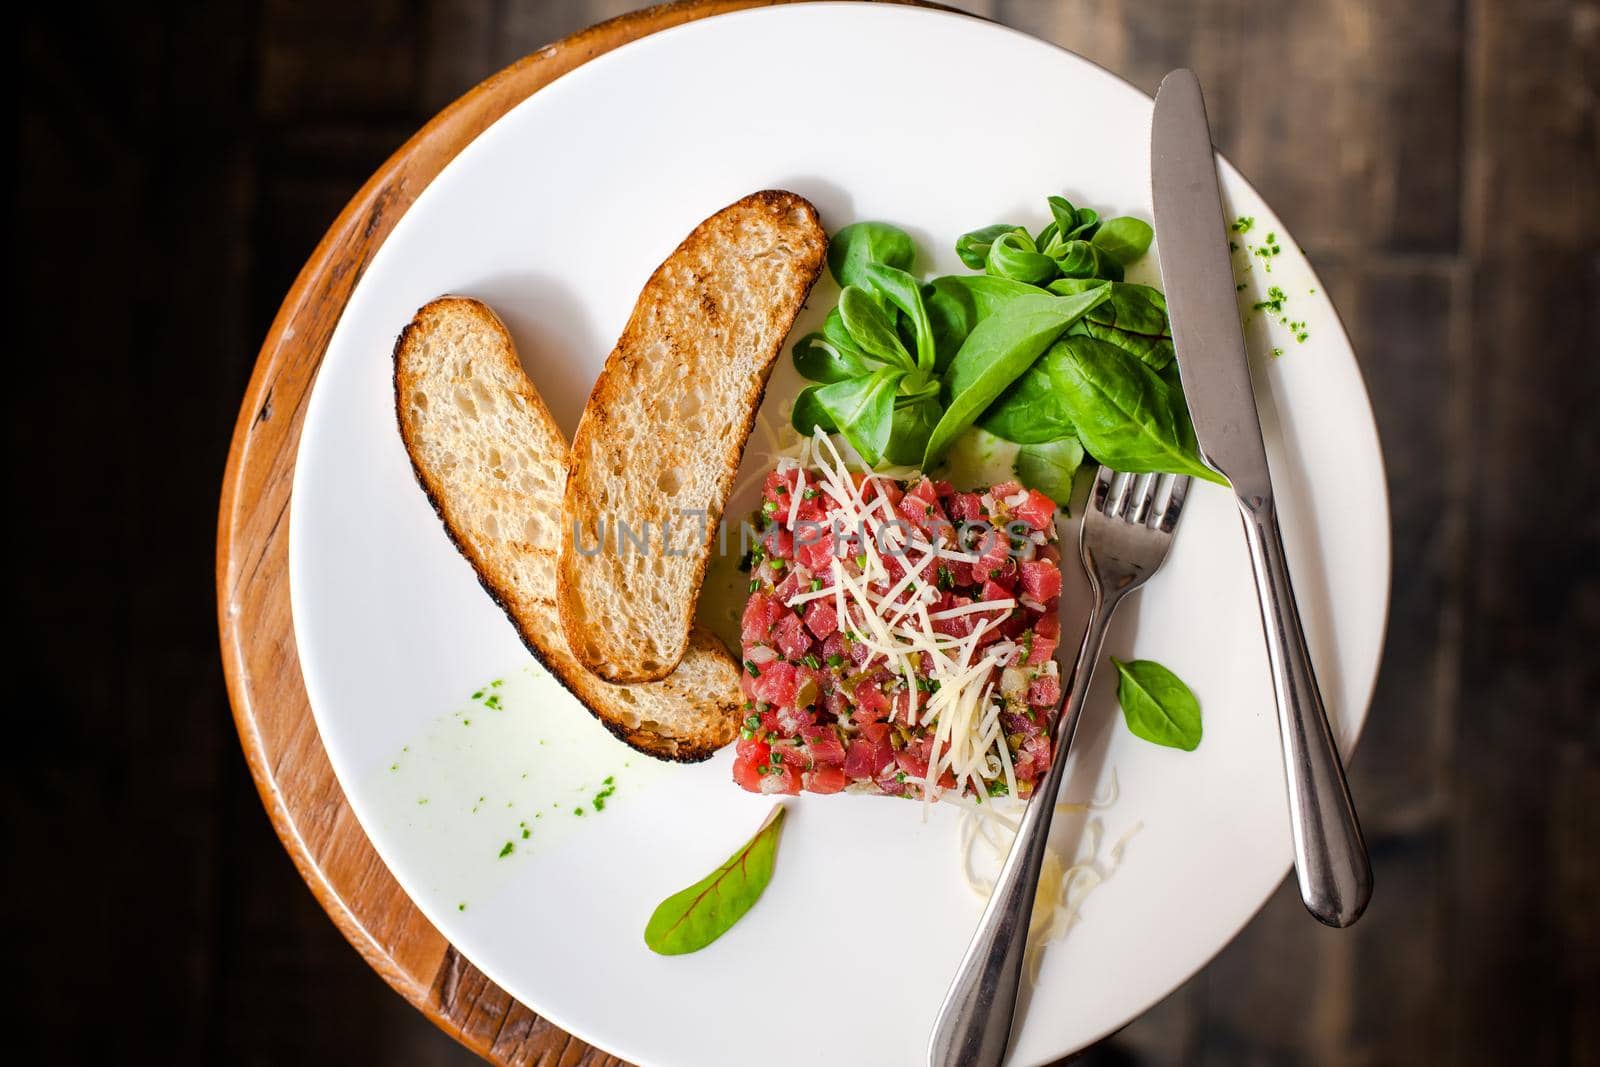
[1151,68,1373,927]
[1150,68,1272,506]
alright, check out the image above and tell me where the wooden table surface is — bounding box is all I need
[13,0,1597,1064]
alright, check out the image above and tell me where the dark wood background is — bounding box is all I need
[9,0,1596,1063]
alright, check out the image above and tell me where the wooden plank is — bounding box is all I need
[1003,0,1464,255]
[258,0,420,119]
[1456,0,1600,1062]
[420,0,499,112]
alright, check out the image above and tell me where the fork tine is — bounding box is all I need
[1152,474,1191,533]
[1129,473,1161,524]
[1106,470,1136,517]
[1091,466,1116,514]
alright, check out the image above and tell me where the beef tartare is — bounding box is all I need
[733,437,1064,803]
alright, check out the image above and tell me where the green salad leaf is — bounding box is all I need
[1047,195,1101,242]
[644,805,786,955]
[1090,216,1155,266]
[792,331,873,384]
[924,274,1040,371]
[1048,335,1226,484]
[1111,658,1203,751]
[838,285,915,371]
[814,366,902,465]
[986,231,1058,285]
[955,223,1026,270]
[790,384,839,435]
[1049,239,1124,282]
[978,350,1077,444]
[1052,279,1175,369]
[828,222,914,289]
[862,261,937,373]
[1014,437,1084,503]
[885,392,944,466]
[921,286,1111,470]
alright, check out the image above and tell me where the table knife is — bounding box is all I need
[1151,68,1372,927]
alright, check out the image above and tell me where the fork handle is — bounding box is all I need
[927,594,1117,1067]
[1239,497,1373,927]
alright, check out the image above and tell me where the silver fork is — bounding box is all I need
[928,467,1191,1067]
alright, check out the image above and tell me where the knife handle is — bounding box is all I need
[1238,496,1373,927]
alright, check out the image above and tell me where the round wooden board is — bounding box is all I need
[215,1,959,1062]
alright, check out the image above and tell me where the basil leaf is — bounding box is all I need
[955,223,1026,270]
[978,354,1077,444]
[884,392,944,466]
[827,222,914,288]
[986,231,1059,285]
[792,331,872,384]
[1111,657,1202,751]
[1051,280,1174,370]
[1014,437,1083,504]
[1091,216,1155,267]
[816,367,903,465]
[791,384,839,435]
[920,286,1112,470]
[1050,239,1123,282]
[1049,335,1227,484]
[644,805,786,954]
[839,286,915,371]
[924,274,1045,373]
[862,261,937,373]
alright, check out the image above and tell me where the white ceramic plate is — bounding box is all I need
[289,5,1389,1064]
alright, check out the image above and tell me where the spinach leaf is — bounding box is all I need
[1050,280,1174,369]
[978,353,1076,444]
[1014,437,1084,504]
[862,261,937,373]
[1050,239,1124,282]
[1111,658,1202,751]
[955,223,1026,270]
[791,384,839,435]
[1091,216,1154,267]
[816,367,902,465]
[644,805,786,954]
[884,392,944,467]
[986,231,1059,285]
[1049,335,1227,484]
[1047,277,1108,297]
[921,286,1112,470]
[828,222,914,288]
[924,274,1041,372]
[838,286,915,371]
[792,331,873,384]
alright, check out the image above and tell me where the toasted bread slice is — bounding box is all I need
[558,190,827,682]
[394,297,743,761]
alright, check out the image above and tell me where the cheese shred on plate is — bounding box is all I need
[950,771,1141,984]
[731,429,1067,806]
